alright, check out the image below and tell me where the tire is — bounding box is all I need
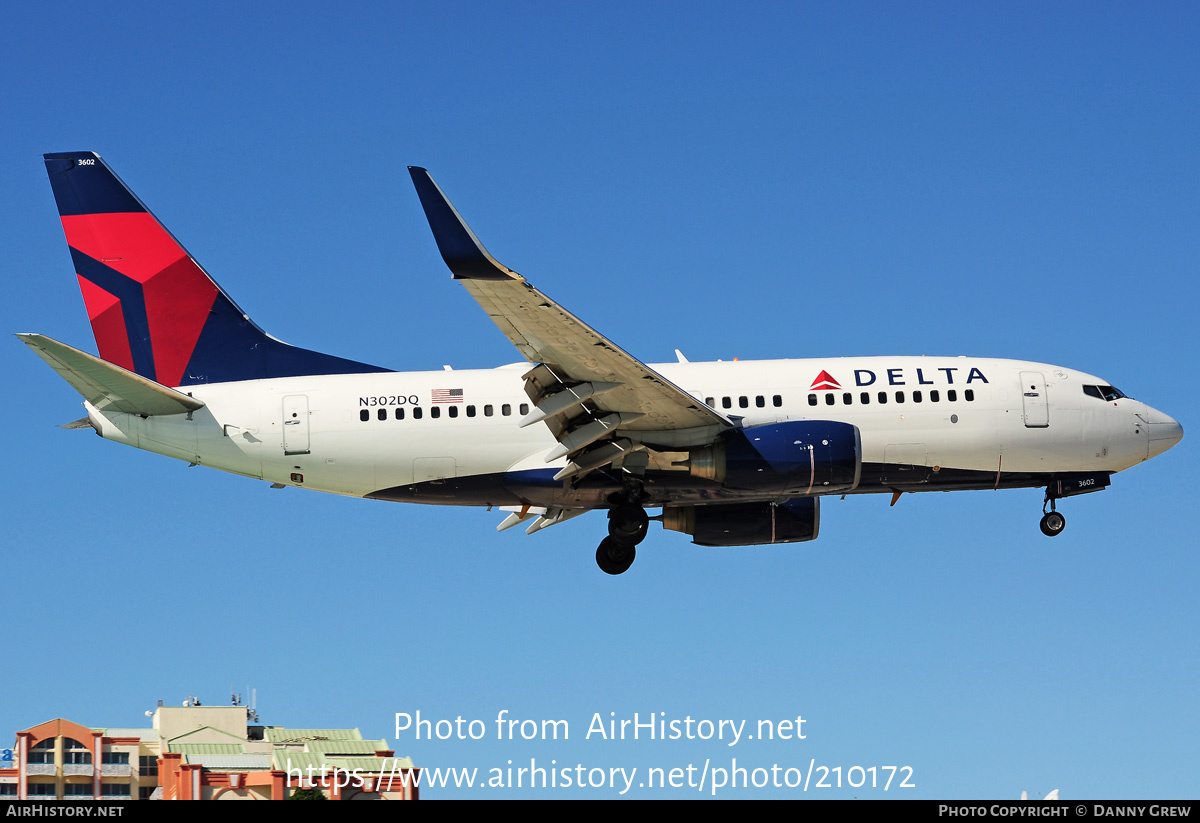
[608,506,649,545]
[596,537,636,575]
[1039,511,1066,537]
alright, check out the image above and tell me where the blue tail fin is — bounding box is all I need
[43,151,390,387]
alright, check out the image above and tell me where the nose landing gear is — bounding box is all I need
[1040,490,1066,537]
[1038,473,1112,537]
[1039,508,1066,537]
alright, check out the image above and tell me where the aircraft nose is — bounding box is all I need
[1145,407,1183,458]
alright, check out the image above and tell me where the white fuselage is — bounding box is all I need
[80,356,1177,509]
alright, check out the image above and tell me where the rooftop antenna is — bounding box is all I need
[245,686,260,723]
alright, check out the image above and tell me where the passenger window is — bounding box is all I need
[413,407,423,419]
[431,406,441,419]
[808,394,818,406]
[860,392,870,405]
[466,405,476,418]
[448,406,458,418]
[722,397,732,409]
[484,404,493,417]
[947,390,957,402]
[843,393,852,405]
[965,389,974,402]
[772,395,782,407]
[360,409,369,422]
[877,392,887,405]
[705,397,715,407]
[930,390,939,403]
[520,404,529,415]
[895,391,905,404]
[825,394,835,406]
[395,407,405,420]
[502,404,512,416]
[755,395,765,408]
[913,391,922,403]
[377,408,387,421]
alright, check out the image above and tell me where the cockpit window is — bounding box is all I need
[1084,384,1129,402]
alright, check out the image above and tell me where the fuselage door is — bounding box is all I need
[1019,371,1049,428]
[282,395,311,454]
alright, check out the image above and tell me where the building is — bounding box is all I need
[1,701,418,800]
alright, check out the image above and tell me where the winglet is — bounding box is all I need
[407,167,522,281]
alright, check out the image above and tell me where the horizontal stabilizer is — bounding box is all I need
[17,333,205,416]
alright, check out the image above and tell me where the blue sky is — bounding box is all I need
[2,2,1196,798]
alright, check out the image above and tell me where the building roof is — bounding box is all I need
[166,726,246,746]
[168,743,244,755]
[330,756,416,772]
[303,739,388,755]
[271,752,415,773]
[273,751,324,772]
[184,754,272,770]
[264,728,362,744]
[93,728,156,740]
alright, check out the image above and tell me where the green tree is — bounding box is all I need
[289,786,327,800]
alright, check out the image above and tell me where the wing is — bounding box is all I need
[408,168,732,481]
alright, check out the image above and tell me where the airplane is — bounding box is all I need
[21,151,1183,575]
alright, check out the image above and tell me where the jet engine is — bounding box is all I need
[687,420,861,496]
[662,498,820,546]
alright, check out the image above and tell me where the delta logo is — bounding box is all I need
[809,370,842,391]
[809,366,991,390]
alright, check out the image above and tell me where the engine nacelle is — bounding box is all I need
[663,498,820,546]
[689,420,861,496]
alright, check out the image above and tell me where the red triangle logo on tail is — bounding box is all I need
[809,370,842,391]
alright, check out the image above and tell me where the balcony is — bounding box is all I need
[24,764,54,776]
[63,764,94,777]
[100,764,131,777]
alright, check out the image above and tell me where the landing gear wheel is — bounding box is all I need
[608,505,649,545]
[1040,511,1066,537]
[596,537,636,575]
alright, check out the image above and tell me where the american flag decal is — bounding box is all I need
[431,388,464,403]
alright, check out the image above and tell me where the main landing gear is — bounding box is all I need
[1040,492,1066,537]
[596,489,650,575]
